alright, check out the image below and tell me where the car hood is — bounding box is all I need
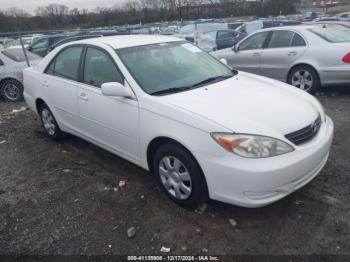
[158,72,321,138]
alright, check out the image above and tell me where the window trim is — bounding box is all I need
[80,45,125,89]
[44,44,85,82]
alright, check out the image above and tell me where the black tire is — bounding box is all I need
[287,65,320,94]
[39,103,64,141]
[0,79,24,102]
[153,143,208,208]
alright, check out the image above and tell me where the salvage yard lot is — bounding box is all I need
[0,88,349,256]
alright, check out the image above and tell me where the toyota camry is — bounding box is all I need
[23,35,334,208]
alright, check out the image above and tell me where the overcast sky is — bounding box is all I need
[0,0,125,14]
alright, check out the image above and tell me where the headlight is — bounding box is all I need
[211,133,294,158]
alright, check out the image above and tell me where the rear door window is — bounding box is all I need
[45,46,83,81]
[267,31,295,48]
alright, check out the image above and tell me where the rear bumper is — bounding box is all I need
[319,67,350,86]
[196,116,334,208]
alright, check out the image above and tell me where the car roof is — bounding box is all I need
[258,24,317,32]
[75,34,182,49]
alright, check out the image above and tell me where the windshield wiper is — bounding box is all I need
[151,74,235,96]
[150,86,192,96]
[191,74,234,88]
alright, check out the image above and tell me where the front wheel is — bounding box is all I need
[153,144,208,208]
[288,66,320,94]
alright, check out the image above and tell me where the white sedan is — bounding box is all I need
[23,35,334,208]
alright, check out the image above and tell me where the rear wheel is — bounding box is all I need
[153,144,208,208]
[0,79,23,102]
[39,103,64,140]
[288,65,320,94]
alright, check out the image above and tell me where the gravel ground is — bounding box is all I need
[0,87,349,258]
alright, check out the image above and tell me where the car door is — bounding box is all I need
[260,30,307,81]
[43,46,84,133]
[77,46,140,161]
[226,31,270,74]
[216,30,239,50]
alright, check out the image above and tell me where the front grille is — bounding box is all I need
[285,115,322,146]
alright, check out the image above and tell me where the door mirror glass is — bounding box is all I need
[101,82,133,98]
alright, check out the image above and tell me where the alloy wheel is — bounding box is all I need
[291,70,313,92]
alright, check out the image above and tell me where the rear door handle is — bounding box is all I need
[79,93,89,101]
[288,51,297,56]
[252,52,260,57]
[41,81,49,88]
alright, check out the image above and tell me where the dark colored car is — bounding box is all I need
[49,35,102,52]
[263,20,302,29]
[197,29,247,51]
[28,35,67,57]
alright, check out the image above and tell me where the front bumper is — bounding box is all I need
[197,115,334,208]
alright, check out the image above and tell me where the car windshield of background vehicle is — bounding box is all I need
[309,26,350,42]
[1,49,40,62]
[117,42,235,95]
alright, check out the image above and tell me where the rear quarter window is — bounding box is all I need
[1,49,40,62]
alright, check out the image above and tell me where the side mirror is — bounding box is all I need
[101,82,134,98]
[219,58,228,66]
[232,44,239,53]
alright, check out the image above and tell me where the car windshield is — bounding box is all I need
[2,49,41,62]
[309,26,350,42]
[117,41,235,95]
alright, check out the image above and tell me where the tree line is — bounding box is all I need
[0,0,300,33]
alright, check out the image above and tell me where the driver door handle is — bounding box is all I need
[252,52,260,57]
[79,92,89,101]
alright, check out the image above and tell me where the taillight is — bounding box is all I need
[342,53,350,63]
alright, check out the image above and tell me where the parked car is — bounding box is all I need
[177,22,229,42]
[23,35,333,208]
[49,35,103,52]
[335,12,350,21]
[313,17,341,22]
[197,30,247,52]
[212,25,350,93]
[4,38,31,49]
[262,20,302,28]
[235,20,264,34]
[28,35,68,57]
[0,49,41,102]
[308,21,350,29]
